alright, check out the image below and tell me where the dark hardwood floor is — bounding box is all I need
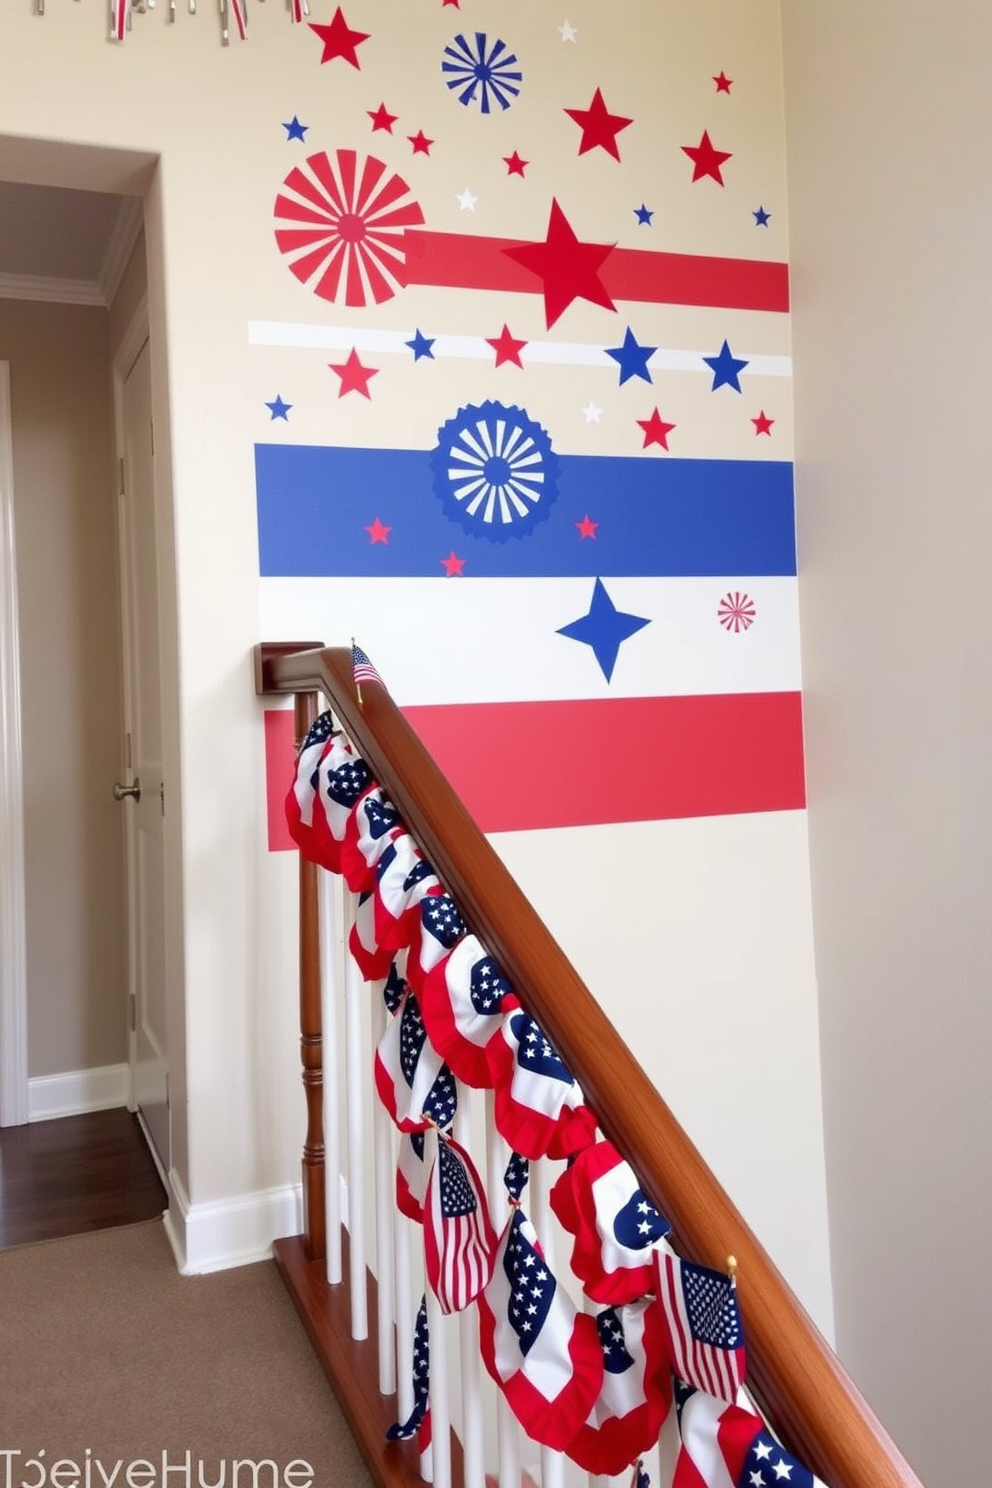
[0,1107,167,1251]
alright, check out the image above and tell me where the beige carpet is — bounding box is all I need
[0,1220,373,1485]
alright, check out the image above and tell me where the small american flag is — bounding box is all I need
[654,1250,746,1404]
[424,1134,496,1313]
[352,641,386,692]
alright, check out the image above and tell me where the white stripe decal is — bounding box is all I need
[248,320,793,379]
[258,575,801,707]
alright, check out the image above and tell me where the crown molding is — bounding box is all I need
[98,195,144,305]
[0,272,106,307]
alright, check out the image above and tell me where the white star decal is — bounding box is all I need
[582,400,602,423]
[558,20,577,41]
[456,187,478,212]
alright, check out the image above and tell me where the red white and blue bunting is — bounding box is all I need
[286,705,830,1487]
[30,0,310,46]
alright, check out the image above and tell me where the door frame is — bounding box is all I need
[112,292,154,1122]
[0,360,29,1127]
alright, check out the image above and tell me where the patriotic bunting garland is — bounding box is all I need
[551,1139,672,1304]
[285,726,829,1488]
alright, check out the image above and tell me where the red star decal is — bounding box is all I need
[637,408,676,450]
[486,324,528,368]
[309,7,369,68]
[681,130,732,185]
[503,151,529,177]
[440,550,466,575]
[575,515,599,540]
[503,199,616,329]
[329,348,378,398]
[752,410,775,436]
[408,130,434,155]
[564,87,633,161]
[713,71,733,93]
[368,103,398,133]
[364,517,391,545]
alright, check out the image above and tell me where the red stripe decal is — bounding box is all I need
[402,230,789,313]
[263,693,806,849]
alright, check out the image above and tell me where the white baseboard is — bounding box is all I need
[165,1168,304,1275]
[28,1062,129,1122]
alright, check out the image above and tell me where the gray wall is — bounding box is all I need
[0,297,126,1077]
[782,7,992,1486]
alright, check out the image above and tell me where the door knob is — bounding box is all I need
[113,779,141,802]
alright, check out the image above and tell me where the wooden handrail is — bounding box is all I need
[256,643,925,1488]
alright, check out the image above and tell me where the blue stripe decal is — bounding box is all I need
[254,443,796,578]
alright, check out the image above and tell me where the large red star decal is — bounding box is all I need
[368,103,398,133]
[503,199,616,329]
[564,87,633,161]
[486,325,528,368]
[440,550,465,575]
[681,130,732,184]
[329,348,378,398]
[637,408,676,450]
[364,517,391,545]
[408,130,434,155]
[309,8,369,68]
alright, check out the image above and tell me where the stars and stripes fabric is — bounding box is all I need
[405,892,469,995]
[503,1150,530,1204]
[338,786,403,894]
[420,933,521,1087]
[374,986,458,1133]
[283,710,338,865]
[477,1205,604,1451]
[664,1380,826,1488]
[387,1293,432,1461]
[565,1299,671,1475]
[487,1008,597,1160]
[423,1133,497,1313]
[550,1139,672,1304]
[352,641,386,692]
[654,1250,746,1405]
[396,1130,428,1223]
[348,837,442,979]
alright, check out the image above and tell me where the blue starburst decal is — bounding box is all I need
[431,401,559,542]
[441,32,522,114]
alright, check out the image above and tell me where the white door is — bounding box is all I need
[118,334,170,1174]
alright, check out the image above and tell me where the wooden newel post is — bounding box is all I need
[296,689,326,1262]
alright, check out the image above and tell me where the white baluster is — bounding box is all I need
[319,867,342,1285]
[486,1091,520,1488]
[374,980,397,1393]
[532,1160,565,1488]
[455,1097,486,1488]
[345,889,368,1340]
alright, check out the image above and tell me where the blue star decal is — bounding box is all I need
[703,339,749,393]
[557,578,650,681]
[265,394,292,420]
[753,205,771,226]
[282,115,309,142]
[406,329,436,361]
[633,203,653,225]
[605,327,657,386]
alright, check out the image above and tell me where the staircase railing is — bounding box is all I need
[255,642,924,1488]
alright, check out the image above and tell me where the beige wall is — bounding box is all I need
[0,297,125,1077]
[0,3,833,1333]
[783,6,992,1484]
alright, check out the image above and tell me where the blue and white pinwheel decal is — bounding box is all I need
[441,33,522,114]
[431,401,560,542]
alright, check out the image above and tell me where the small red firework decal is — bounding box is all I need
[274,149,424,307]
[717,591,756,632]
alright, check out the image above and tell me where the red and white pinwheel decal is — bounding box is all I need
[274,149,424,307]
